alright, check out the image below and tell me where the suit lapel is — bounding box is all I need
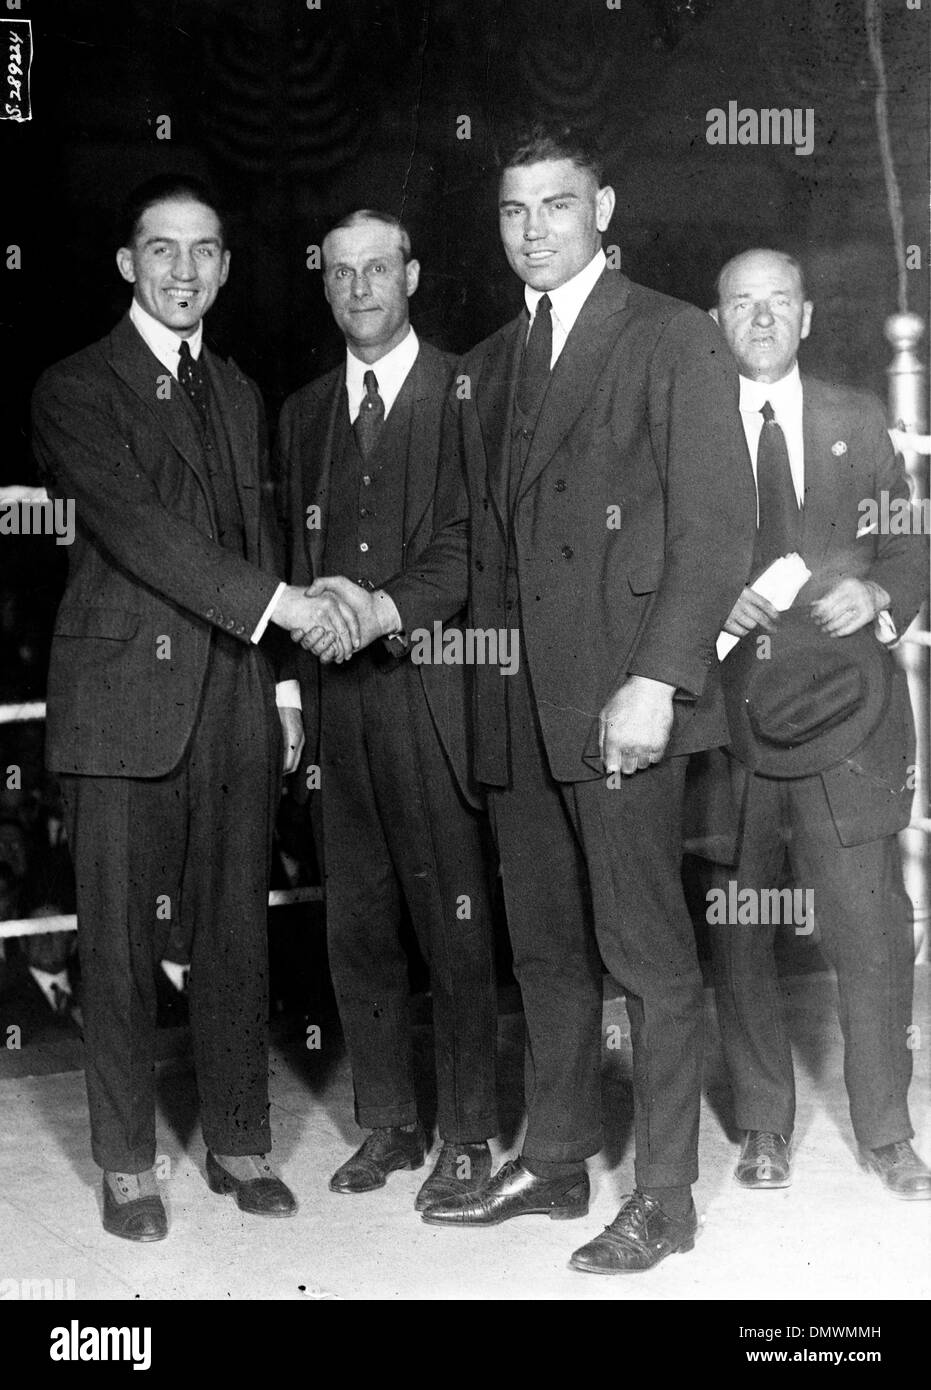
[516,271,632,504]
[107,314,214,507]
[800,377,846,569]
[401,348,446,546]
[203,348,261,558]
[302,370,344,578]
[476,321,523,532]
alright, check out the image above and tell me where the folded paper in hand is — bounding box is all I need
[716,553,812,661]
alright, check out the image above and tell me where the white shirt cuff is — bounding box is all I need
[375,590,403,637]
[252,581,287,643]
[874,610,898,646]
[275,680,302,710]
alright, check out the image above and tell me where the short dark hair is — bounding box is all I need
[715,249,808,304]
[119,174,227,250]
[494,118,605,186]
[323,209,414,264]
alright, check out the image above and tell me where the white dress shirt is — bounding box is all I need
[129,298,298,705]
[524,247,607,366]
[738,359,895,641]
[345,327,419,422]
[737,363,806,510]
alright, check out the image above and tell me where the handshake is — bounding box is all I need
[271,576,401,663]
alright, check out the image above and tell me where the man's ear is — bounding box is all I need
[405,258,421,298]
[218,249,231,287]
[800,301,813,340]
[708,307,720,324]
[116,248,136,285]
[596,185,616,234]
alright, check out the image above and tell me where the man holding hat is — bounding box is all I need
[701,247,929,1198]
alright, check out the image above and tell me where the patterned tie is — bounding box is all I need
[177,338,210,431]
[354,369,385,456]
[517,293,553,418]
[753,400,800,576]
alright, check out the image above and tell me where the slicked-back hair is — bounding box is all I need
[495,118,605,186]
[324,209,414,265]
[715,249,808,304]
[119,174,227,250]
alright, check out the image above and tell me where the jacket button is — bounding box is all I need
[554,479,567,492]
[226,618,235,630]
[359,541,369,553]
[206,607,216,619]
[362,475,372,487]
[561,544,573,559]
[475,559,484,572]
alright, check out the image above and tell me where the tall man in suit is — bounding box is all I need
[309,123,756,1271]
[277,211,498,1211]
[31,174,361,1241]
[701,247,930,1197]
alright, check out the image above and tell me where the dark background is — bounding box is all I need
[1,0,928,660]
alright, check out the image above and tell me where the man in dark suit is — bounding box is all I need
[31,174,361,1241]
[698,247,930,1198]
[309,123,756,1271]
[277,211,498,1211]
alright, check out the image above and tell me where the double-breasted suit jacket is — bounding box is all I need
[388,269,758,783]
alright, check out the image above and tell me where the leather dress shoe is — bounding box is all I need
[734,1131,792,1188]
[414,1141,492,1212]
[329,1123,426,1194]
[421,1156,589,1226]
[863,1140,931,1200]
[102,1175,167,1243]
[205,1151,296,1216]
[569,1191,698,1274]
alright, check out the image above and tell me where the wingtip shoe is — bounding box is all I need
[863,1140,931,1200]
[569,1192,698,1274]
[734,1131,792,1189]
[421,1156,589,1226]
[329,1123,427,1194]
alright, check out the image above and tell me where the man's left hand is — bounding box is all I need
[278,706,305,774]
[599,675,676,776]
[810,577,890,638]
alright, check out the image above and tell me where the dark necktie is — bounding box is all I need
[177,339,210,432]
[517,293,553,417]
[753,399,800,575]
[354,369,385,456]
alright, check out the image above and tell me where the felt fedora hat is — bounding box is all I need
[721,608,893,778]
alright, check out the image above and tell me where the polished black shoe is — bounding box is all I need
[329,1123,427,1194]
[734,1131,792,1189]
[421,1156,589,1226]
[205,1151,297,1216]
[569,1191,698,1274]
[414,1141,492,1212]
[863,1140,931,1200]
[101,1175,168,1243]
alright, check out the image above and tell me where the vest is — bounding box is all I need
[322,373,414,585]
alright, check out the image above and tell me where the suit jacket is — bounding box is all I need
[31,313,283,779]
[276,339,478,806]
[687,374,926,854]
[387,269,758,785]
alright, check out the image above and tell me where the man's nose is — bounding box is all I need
[752,300,776,325]
[350,272,372,298]
[523,209,546,240]
[172,251,197,280]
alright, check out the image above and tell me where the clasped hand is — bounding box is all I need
[271,578,394,662]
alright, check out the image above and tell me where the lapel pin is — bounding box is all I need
[831,440,847,456]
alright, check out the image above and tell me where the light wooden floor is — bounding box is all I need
[0,968,928,1301]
